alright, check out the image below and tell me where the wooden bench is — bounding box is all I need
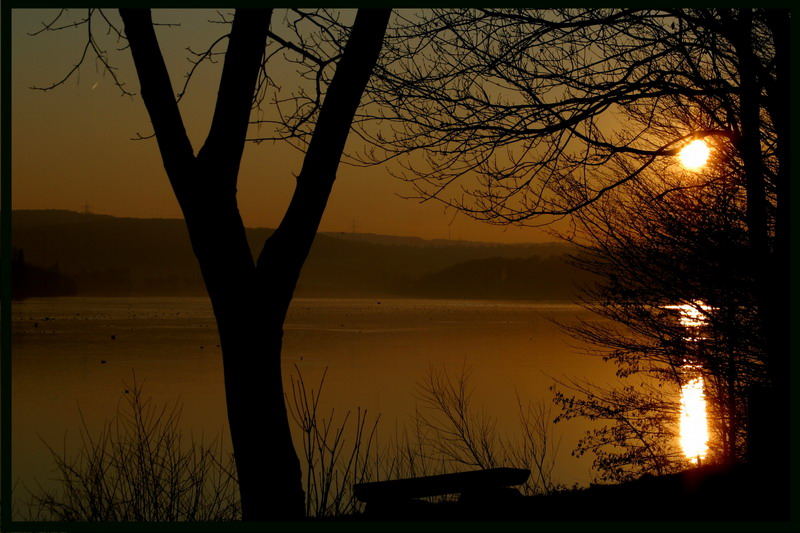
[354,467,530,515]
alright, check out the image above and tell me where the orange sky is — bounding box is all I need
[11,9,563,243]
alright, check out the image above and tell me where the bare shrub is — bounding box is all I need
[288,363,564,514]
[415,365,500,470]
[29,364,562,521]
[406,365,564,496]
[29,379,240,521]
[505,395,562,495]
[287,366,380,517]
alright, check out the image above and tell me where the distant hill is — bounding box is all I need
[321,231,569,253]
[11,210,593,300]
[409,255,594,300]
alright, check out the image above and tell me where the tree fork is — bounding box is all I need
[121,7,390,520]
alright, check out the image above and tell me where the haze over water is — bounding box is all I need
[12,296,615,499]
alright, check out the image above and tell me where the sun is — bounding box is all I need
[678,139,711,171]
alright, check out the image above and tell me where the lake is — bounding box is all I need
[11,297,618,507]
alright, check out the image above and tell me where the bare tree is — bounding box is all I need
[551,159,764,479]
[32,7,390,519]
[356,8,788,463]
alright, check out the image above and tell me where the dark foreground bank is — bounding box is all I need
[339,463,790,521]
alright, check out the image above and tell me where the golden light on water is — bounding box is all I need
[665,300,713,329]
[679,370,710,464]
[678,139,711,171]
[663,301,713,464]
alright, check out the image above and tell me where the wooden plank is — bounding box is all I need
[354,467,530,502]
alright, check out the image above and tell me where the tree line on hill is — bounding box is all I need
[10,247,76,300]
[12,210,594,300]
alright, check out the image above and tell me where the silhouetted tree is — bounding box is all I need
[34,7,390,520]
[357,8,789,464]
[551,159,764,481]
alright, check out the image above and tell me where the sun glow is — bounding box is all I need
[678,139,711,171]
[680,368,710,464]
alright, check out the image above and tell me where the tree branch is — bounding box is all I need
[119,9,194,192]
[256,8,391,313]
[197,9,272,183]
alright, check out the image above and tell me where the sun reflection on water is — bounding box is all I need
[663,301,713,464]
[679,366,710,464]
[664,300,713,331]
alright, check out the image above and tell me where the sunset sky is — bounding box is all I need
[12,8,560,243]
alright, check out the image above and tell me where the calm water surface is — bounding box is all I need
[12,297,616,499]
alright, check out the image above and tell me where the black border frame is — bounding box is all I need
[1,3,797,532]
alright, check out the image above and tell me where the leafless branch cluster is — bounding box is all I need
[287,363,567,510]
[27,379,240,521]
[30,8,135,96]
[551,160,765,480]
[551,378,682,483]
[29,8,370,152]
[26,364,565,521]
[414,365,500,470]
[287,363,564,513]
[248,9,352,148]
[346,9,781,225]
[28,8,785,230]
[412,365,564,496]
[287,367,380,517]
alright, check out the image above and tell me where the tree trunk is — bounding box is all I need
[733,8,789,476]
[180,192,305,520]
[763,8,791,416]
[121,7,390,519]
[218,314,304,520]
